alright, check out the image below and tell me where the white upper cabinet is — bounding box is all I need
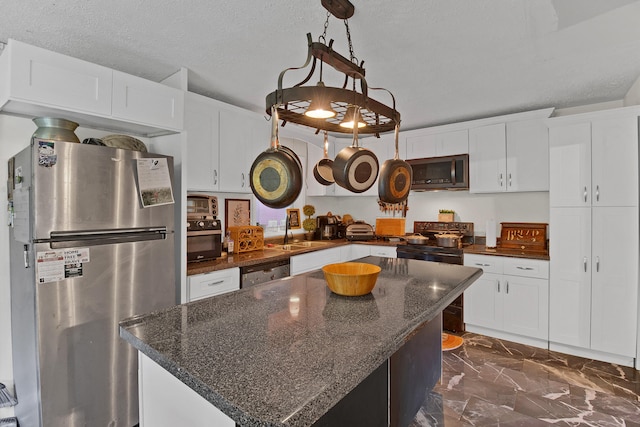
[469,123,506,193]
[405,129,468,159]
[549,114,638,207]
[505,119,549,192]
[469,118,549,193]
[185,92,268,193]
[1,39,112,115]
[549,122,592,207]
[184,92,220,191]
[591,116,638,207]
[0,38,183,135]
[112,70,184,131]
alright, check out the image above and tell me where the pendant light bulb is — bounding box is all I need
[339,105,366,129]
[305,82,337,119]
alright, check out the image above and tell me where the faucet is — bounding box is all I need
[283,215,291,245]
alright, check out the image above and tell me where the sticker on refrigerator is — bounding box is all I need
[37,248,91,282]
[37,141,57,167]
[135,158,174,208]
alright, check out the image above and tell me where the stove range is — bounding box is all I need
[396,221,475,332]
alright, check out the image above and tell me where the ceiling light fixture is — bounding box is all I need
[265,0,400,136]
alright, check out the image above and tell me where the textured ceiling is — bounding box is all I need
[2,0,640,132]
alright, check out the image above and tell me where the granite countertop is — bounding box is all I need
[464,244,550,260]
[120,256,482,427]
[187,239,403,276]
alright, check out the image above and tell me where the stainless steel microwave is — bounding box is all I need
[407,154,469,191]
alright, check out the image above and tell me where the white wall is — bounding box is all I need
[309,190,549,236]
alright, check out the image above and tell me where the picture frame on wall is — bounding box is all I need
[287,208,301,229]
[225,198,251,231]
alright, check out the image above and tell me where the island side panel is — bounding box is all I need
[390,312,442,427]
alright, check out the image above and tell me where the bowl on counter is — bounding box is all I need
[322,262,381,296]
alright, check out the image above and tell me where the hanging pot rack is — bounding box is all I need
[265,0,400,136]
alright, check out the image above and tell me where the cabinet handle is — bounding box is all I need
[584,186,588,203]
[213,170,218,185]
[505,281,509,294]
[23,244,29,268]
[499,173,503,187]
[508,173,512,187]
[241,173,245,187]
[596,256,600,273]
[583,257,587,272]
[497,280,500,293]
[475,263,490,267]
[207,280,225,286]
[516,266,534,270]
[595,185,599,202]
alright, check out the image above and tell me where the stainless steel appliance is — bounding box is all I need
[186,194,222,262]
[240,259,290,288]
[315,215,339,240]
[396,221,474,332]
[346,221,375,241]
[407,154,469,191]
[8,139,177,427]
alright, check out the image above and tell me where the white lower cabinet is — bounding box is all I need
[368,245,397,258]
[187,268,239,302]
[291,247,342,275]
[139,352,234,427]
[464,254,549,345]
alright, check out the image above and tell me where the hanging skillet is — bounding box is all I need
[332,107,379,193]
[313,131,334,186]
[250,106,303,209]
[378,123,413,203]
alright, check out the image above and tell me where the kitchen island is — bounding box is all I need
[120,256,482,426]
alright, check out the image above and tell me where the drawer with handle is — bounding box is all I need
[503,257,549,279]
[188,267,240,302]
[463,254,502,274]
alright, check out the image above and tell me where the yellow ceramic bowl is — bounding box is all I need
[322,262,381,296]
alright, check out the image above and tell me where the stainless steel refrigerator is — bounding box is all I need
[8,138,177,427]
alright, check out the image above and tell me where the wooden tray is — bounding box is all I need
[375,218,406,236]
[228,226,264,253]
[499,222,548,252]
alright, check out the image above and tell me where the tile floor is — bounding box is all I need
[411,333,640,426]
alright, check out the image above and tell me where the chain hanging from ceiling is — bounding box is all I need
[265,0,400,136]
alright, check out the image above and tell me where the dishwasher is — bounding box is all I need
[240,258,290,288]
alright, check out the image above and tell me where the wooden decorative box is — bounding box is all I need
[438,213,454,222]
[228,226,264,253]
[499,222,548,252]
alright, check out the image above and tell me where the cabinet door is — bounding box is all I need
[112,71,184,131]
[469,123,507,193]
[549,207,591,348]
[463,273,502,330]
[591,116,639,207]
[350,244,372,260]
[219,109,251,192]
[505,119,549,192]
[502,275,549,339]
[549,122,591,207]
[368,245,397,258]
[291,247,342,275]
[8,39,113,115]
[590,207,638,357]
[184,93,219,191]
[405,129,468,159]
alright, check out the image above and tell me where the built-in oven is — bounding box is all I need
[396,221,474,333]
[187,194,222,262]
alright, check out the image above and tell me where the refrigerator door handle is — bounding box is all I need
[44,227,169,249]
[23,244,30,268]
